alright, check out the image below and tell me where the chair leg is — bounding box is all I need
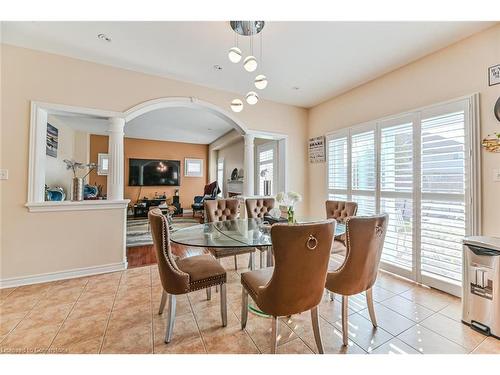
[216,258,221,292]
[259,251,264,269]
[234,255,238,270]
[206,287,211,301]
[341,295,349,346]
[165,293,176,343]
[241,288,249,329]
[311,306,324,354]
[220,283,227,327]
[366,288,377,327]
[266,247,274,267]
[248,252,255,270]
[271,316,279,354]
[329,291,335,301]
[158,290,167,315]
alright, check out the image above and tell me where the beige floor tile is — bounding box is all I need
[50,337,103,354]
[400,286,458,312]
[0,294,41,315]
[152,289,192,317]
[194,305,240,336]
[9,283,52,299]
[331,293,369,312]
[17,302,74,330]
[369,337,421,354]
[397,324,469,354]
[299,318,366,354]
[50,314,108,349]
[319,298,356,325]
[113,287,151,311]
[370,286,397,302]
[107,304,152,334]
[154,335,206,354]
[438,299,462,322]
[358,303,415,336]
[51,277,89,290]
[244,314,297,351]
[119,273,152,289]
[36,286,84,308]
[153,311,200,348]
[67,294,115,320]
[421,313,486,351]
[0,323,61,354]
[0,311,27,336]
[381,295,435,323]
[375,273,415,294]
[260,337,314,354]
[471,336,500,354]
[202,324,259,354]
[330,313,393,352]
[0,288,17,303]
[101,323,152,354]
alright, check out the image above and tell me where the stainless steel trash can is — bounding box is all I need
[462,236,500,338]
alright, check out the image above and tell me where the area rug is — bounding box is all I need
[126,217,200,247]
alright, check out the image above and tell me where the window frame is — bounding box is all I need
[325,94,481,296]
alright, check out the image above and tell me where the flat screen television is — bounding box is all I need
[128,159,180,186]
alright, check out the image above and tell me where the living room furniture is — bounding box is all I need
[240,221,335,354]
[191,181,220,217]
[325,200,358,253]
[325,214,388,346]
[246,198,275,268]
[204,199,255,271]
[148,208,227,344]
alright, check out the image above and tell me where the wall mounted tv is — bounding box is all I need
[128,159,180,186]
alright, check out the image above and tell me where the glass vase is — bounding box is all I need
[287,206,295,224]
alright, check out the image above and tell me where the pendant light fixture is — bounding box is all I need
[230,99,243,112]
[227,21,266,112]
[246,91,259,105]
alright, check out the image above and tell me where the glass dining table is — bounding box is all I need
[170,217,346,316]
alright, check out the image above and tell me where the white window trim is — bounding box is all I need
[256,141,278,196]
[325,94,481,296]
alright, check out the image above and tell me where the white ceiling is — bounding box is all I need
[2,21,496,107]
[52,106,234,144]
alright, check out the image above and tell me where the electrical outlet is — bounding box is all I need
[0,169,8,180]
[493,169,500,182]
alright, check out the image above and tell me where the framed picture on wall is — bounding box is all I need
[185,158,203,177]
[46,123,58,158]
[489,64,500,86]
[97,153,109,175]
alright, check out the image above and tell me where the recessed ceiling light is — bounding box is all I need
[292,86,300,90]
[97,33,112,42]
[213,64,223,71]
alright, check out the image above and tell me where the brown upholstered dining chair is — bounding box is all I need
[325,200,358,254]
[148,208,227,344]
[240,221,335,354]
[325,214,388,346]
[245,198,275,268]
[204,199,256,270]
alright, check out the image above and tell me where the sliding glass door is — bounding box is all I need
[326,97,478,296]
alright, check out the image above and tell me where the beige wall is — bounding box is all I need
[307,24,500,237]
[0,44,308,282]
[89,135,209,208]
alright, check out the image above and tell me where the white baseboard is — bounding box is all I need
[0,261,128,289]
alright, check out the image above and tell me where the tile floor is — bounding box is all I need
[1,254,499,354]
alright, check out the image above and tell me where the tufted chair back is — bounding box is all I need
[245,198,275,219]
[148,208,190,294]
[325,200,358,223]
[204,199,240,222]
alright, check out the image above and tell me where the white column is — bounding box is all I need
[243,133,255,196]
[107,117,125,201]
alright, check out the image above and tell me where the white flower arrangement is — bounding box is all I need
[276,191,302,208]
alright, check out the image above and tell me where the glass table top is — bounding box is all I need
[170,217,346,248]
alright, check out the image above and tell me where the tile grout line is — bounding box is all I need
[98,271,124,354]
[186,290,208,354]
[0,283,58,347]
[46,279,89,353]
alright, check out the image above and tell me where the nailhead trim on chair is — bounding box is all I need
[160,214,190,281]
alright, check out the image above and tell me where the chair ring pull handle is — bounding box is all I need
[306,235,318,250]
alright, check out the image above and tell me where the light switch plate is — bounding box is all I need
[493,169,500,182]
[0,169,8,180]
